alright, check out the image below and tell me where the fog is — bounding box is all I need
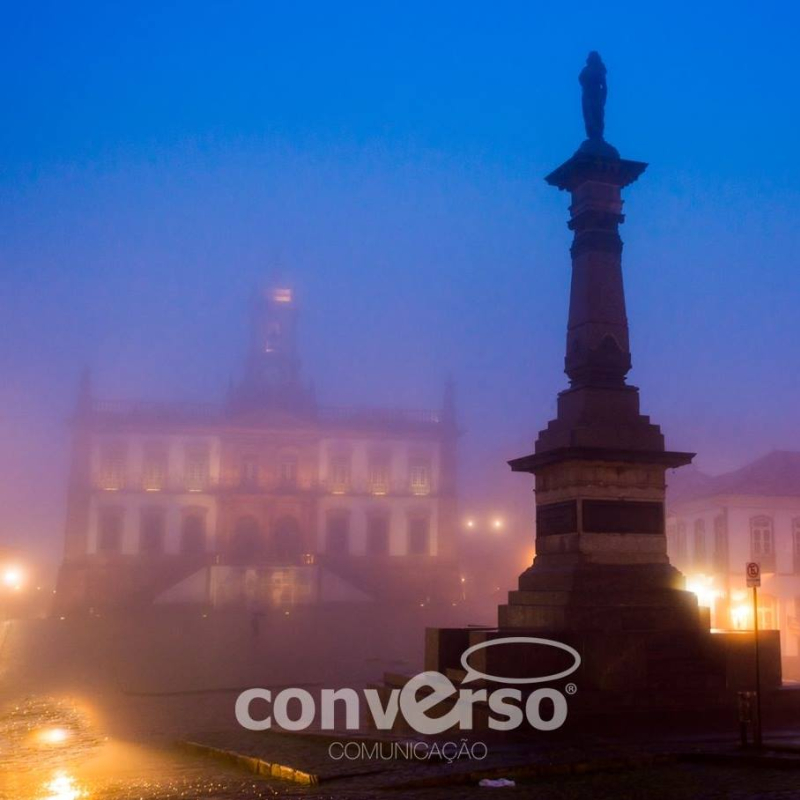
[2,5,800,577]
[3,4,800,798]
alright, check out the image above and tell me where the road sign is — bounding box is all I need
[746,562,761,588]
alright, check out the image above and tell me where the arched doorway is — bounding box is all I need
[230,515,264,564]
[271,516,303,564]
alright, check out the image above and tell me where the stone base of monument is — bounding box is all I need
[425,625,781,697]
[409,557,782,732]
[364,622,780,735]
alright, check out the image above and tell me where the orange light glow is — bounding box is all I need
[2,565,25,591]
[42,770,85,800]
[35,727,71,746]
[685,574,721,610]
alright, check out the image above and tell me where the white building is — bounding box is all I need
[56,285,460,612]
[667,451,800,680]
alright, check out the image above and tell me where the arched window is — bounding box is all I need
[181,510,206,556]
[231,516,264,563]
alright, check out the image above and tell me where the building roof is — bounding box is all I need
[82,399,452,436]
[668,451,800,505]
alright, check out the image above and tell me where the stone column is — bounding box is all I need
[502,150,698,633]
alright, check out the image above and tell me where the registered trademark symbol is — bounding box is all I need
[565,683,577,695]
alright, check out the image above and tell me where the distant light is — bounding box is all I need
[2,565,25,591]
[465,519,475,529]
[43,770,83,800]
[686,574,721,610]
[730,603,751,630]
[491,518,504,530]
[36,727,70,746]
[460,576,466,584]
[272,288,292,303]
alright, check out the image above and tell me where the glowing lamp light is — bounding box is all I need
[36,727,71,746]
[465,518,475,529]
[491,518,504,531]
[43,770,84,800]
[2,565,25,592]
[685,574,721,609]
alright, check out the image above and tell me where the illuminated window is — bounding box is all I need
[326,511,349,554]
[329,456,350,494]
[181,511,206,556]
[184,446,210,492]
[272,288,292,303]
[409,459,431,496]
[142,443,168,492]
[368,458,390,495]
[98,442,126,491]
[140,508,166,555]
[408,517,430,555]
[98,507,123,554]
[367,514,390,555]
[693,519,706,567]
[241,455,259,487]
[750,516,775,571]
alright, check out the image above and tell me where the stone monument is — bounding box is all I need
[423,54,781,716]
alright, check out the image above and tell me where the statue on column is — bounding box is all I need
[579,51,607,141]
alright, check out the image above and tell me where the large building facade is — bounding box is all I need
[56,286,460,612]
[667,451,800,680]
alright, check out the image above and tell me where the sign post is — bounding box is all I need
[746,561,762,748]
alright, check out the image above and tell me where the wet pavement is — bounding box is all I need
[2,615,800,799]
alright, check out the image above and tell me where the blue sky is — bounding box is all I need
[2,2,800,559]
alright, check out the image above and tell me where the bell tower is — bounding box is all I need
[229,283,314,414]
